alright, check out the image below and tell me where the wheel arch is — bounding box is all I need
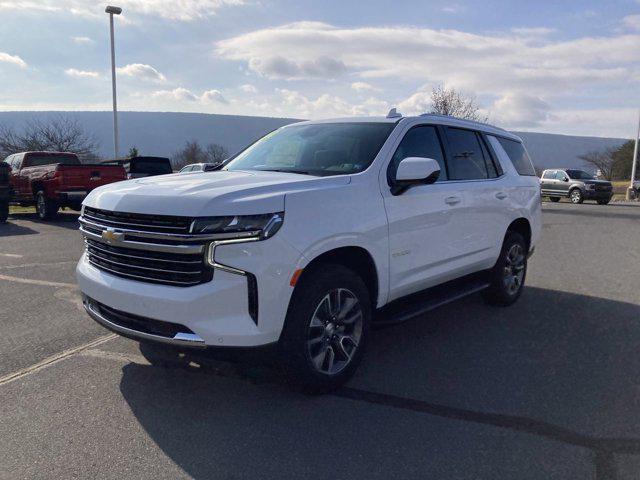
[297,246,380,309]
[507,217,532,251]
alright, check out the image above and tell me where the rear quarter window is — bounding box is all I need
[496,137,536,176]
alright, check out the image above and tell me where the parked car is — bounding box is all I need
[102,156,173,179]
[0,162,10,223]
[540,168,613,204]
[3,151,127,220]
[77,113,541,392]
[178,163,221,173]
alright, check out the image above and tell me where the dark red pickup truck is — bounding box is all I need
[3,151,127,220]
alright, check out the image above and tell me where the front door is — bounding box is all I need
[382,124,464,301]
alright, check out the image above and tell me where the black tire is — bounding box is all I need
[278,263,371,393]
[482,231,527,307]
[549,197,560,203]
[569,188,583,204]
[597,199,610,205]
[0,202,8,223]
[35,190,58,220]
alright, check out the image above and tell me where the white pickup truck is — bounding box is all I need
[76,113,541,392]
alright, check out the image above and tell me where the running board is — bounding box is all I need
[375,273,490,327]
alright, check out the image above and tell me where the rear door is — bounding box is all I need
[441,127,504,268]
[540,170,556,195]
[382,124,464,300]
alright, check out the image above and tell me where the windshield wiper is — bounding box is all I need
[257,168,313,175]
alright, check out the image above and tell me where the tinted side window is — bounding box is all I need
[445,128,489,180]
[497,137,536,176]
[388,125,447,183]
[555,171,567,181]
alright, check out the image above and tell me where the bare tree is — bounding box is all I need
[579,148,617,180]
[172,140,228,170]
[0,115,99,159]
[430,85,487,122]
[204,143,228,164]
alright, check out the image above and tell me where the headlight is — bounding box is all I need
[191,212,284,240]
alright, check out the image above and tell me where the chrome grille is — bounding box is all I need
[79,208,214,287]
[83,206,192,234]
[85,239,211,286]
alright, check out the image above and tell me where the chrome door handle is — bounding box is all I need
[445,196,461,205]
[495,192,507,200]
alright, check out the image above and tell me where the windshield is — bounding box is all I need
[566,169,594,180]
[224,123,396,176]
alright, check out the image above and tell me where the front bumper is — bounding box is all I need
[583,189,613,200]
[76,234,302,348]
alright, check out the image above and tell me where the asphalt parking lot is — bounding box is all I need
[2,202,640,480]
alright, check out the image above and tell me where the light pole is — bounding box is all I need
[627,109,640,201]
[106,5,122,159]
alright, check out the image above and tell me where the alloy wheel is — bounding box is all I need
[306,288,363,375]
[503,243,525,296]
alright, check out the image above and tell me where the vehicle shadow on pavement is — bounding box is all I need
[118,287,640,480]
[0,221,38,237]
[8,211,80,230]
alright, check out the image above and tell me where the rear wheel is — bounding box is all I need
[482,231,527,307]
[278,264,371,393]
[35,191,58,220]
[0,202,8,223]
[549,197,560,203]
[569,188,583,204]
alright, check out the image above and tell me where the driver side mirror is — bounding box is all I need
[392,157,441,195]
[562,176,569,182]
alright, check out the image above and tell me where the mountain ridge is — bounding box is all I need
[0,111,629,170]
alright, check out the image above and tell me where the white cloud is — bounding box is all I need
[351,82,380,93]
[441,4,465,13]
[151,87,198,102]
[248,55,347,80]
[117,63,166,82]
[623,15,640,31]
[0,0,245,21]
[65,68,99,78]
[216,22,640,96]
[239,84,257,93]
[202,89,229,104]
[0,52,26,68]
[511,27,556,36]
[71,36,93,44]
[397,90,432,115]
[492,93,551,128]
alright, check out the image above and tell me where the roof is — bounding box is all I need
[286,114,522,142]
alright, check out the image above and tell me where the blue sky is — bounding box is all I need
[0,0,638,138]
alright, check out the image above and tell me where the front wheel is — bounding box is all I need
[597,199,610,205]
[569,189,584,204]
[549,197,560,203]
[482,231,527,306]
[278,264,371,393]
[35,191,58,220]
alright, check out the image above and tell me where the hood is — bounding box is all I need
[84,170,351,217]
[582,179,612,186]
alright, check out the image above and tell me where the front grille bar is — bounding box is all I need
[87,258,203,286]
[85,240,202,265]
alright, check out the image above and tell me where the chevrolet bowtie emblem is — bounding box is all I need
[102,228,124,244]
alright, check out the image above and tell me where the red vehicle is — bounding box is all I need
[3,151,127,220]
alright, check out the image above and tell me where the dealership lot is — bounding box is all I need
[2,203,640,480]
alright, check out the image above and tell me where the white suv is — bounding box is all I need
[76,113,541,391]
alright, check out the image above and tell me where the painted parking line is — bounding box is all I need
[0,333,117,386]
[0,273,76,289]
